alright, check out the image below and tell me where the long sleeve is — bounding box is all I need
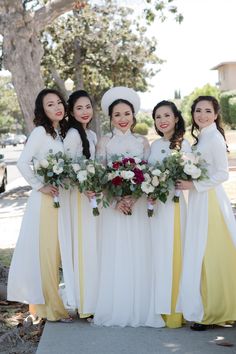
[181,139,192,153]
[96,136,110,165]
[17,127,46,191]
[64,128,83,160]
[193,136,229,192]
[142,136,151,161]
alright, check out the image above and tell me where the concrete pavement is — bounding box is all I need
[36,319,236,354]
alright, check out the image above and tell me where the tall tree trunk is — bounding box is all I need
[3,33,44,133]
[0,0,78,133]
[90,99,101,140]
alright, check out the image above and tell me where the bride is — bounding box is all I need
[94,86,165,328]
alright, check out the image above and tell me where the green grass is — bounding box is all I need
[0,248,14,267]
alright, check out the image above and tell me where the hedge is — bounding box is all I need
[228,97,236,128]
[133,122,149,135]
[220,90,236,125]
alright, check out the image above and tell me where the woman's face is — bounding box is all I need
[43,93,65,127]
[111,102,134,133]
[72,96,93,128]
[193,100,217,130]
[154,105,178,139]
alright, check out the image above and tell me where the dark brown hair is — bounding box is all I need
[33,88,68,139]
[191,96,227,148]
[152,100,185,150]
[67,90,93,159]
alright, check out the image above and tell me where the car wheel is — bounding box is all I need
[0,171,7,193]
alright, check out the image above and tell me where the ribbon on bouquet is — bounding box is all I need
[173,189,181,203]
[147,201,154,217]
[90,195,99,216]
[53,195,60,208]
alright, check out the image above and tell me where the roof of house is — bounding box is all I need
[211,61,236,70]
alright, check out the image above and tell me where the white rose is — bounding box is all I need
[191,168,201,179]
[77,170,88,182]
[151,175,159,187]
[34,160,40,170]
[144,173,151,182]
[151,169,161,176]
[72,163,81,173]
[40,159,49,168]
[164,169,170,175]
[137,164,146,170]
[183,164,201,179]
[87,164,95,174]
[53,164,63,175]
[108,172,116,181]
[160,175,167,182]
[141,181,155,194]
[121,171,135,180]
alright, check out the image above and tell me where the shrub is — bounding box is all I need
[228,97,236,129]
[220,90,236,125]
[136,112,153,127]
[133,122,149,135]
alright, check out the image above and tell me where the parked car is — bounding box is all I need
[15,134,27,144]
[0,153,7,193]
[2,134,18,147]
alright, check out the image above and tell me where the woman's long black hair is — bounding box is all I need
[67,90,93,159]
[33,88,68,139]
[152,100,185,150]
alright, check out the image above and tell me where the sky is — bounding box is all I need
[1,0,236,111]
[137,0,236,109]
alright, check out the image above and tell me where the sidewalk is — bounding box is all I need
[36,319,236,354]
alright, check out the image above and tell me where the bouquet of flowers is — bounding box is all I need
[141,162,172,217]
[34,149,73,207]
[105,156,147,215]
[72,157,108,216]
[162,150,208,202]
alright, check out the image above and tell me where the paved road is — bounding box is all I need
[0,144,23,186]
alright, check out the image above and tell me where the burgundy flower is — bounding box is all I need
[112,161,121,170]
[112,176,123,186]
[122,157,135,166]
[133,168,145,184]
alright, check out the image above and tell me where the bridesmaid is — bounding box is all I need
[63,90,98,318]
[147,100,191,328]
[7,88,72,322]
[176,96,236,330]
[94,86,165,327]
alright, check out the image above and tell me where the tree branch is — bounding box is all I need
[34,0,77,32]
[49,65,69,99]
[0,15,4,34]
[73,37,84,90]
